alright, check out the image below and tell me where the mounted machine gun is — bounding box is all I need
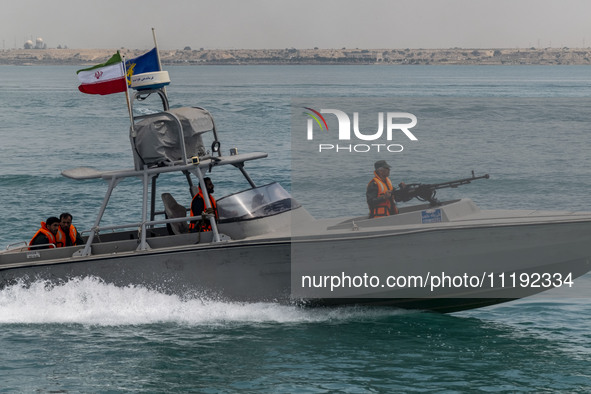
[393,171,490,206]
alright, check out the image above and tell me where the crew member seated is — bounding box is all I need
[189,177,218,232]
[29,217,61,250]
[56,212,83,247]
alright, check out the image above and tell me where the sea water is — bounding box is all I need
[0,65,590,392]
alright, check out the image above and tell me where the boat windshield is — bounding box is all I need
[217,183,299,221]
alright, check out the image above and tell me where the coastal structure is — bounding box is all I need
[23,37,46,50]
[2,47,591,66]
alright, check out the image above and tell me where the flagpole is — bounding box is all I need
[121,54,135,136]
[151,27,167,98]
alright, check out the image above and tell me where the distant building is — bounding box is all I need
[35,37,46,49]
[24,37,47,49]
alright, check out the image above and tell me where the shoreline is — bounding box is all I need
[2,47,591,66]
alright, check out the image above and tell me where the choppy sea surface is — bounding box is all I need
[0,65,590,392]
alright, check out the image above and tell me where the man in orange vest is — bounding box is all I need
[29,216,60,249]
[366,160,405,218]
[56,212,84,247]
[189,177,218,232]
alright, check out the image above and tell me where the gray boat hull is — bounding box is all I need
[2,208,590,313]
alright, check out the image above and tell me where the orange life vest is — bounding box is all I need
[56,225,78,248]
[189,188,218,232]
[29,222,57,250]
[368,172,398,217]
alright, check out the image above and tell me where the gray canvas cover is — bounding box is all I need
[132,107,214,167]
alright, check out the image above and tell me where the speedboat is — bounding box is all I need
[2,76,590,313]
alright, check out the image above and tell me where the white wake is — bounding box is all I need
[0,277,410,326]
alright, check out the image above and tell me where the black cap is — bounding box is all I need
[374,160,391,170]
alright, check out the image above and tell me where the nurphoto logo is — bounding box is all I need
[303,107,418,153]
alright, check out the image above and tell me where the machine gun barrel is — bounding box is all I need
[393,171,489,206]
[424,171,490,191]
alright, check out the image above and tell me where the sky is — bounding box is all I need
[2,0,591,50]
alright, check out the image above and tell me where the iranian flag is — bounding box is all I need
[76,52,127,95]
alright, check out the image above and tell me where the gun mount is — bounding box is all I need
[393,171,490,206]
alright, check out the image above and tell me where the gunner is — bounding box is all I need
[366,160,406,218]
[29,217,61,249]
[56,212,84,247]
[189,177,218,232]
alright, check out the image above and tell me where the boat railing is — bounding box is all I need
[3,240,29,252]
[3,241,63,253]
[75,212,218,257]
[27,242,57,251]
